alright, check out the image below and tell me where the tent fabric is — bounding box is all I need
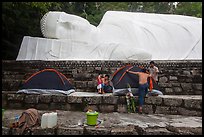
[16,11,202,61]
[111,65,161,95]
[18,69,75,95]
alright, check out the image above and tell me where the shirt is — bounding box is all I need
[148,66,159,81]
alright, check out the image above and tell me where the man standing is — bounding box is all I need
[126,69,151,113]
[148,61,159,83]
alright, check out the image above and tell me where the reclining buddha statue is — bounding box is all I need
[17,11,202,60]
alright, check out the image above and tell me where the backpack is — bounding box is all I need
[13,108,40,135]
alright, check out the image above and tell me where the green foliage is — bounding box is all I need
[2,2,202,59]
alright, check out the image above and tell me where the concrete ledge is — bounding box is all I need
[2,92,202,116]
[2,110,202,135]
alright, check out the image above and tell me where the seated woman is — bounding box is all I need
[103,74,113,93]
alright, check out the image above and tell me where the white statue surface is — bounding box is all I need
[16,11,202,60]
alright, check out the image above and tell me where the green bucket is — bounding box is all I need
[86,111,99,126]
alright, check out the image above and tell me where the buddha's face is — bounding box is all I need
[40,11,96,42]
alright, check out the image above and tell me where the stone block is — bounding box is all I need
[57,127,84,135]
[159,76,168,83]
[177,107,201,116]
[2,126,10,135]
[183,70,191,75]
[67,96,83,103]
[155,106,171,114]
[84,127,111,135]
[142,105,153,114]
[84,105,99,112]
[87,81,97,88]
[52,95,67,103]
[184,99,202,110]
[192,84,202,90]
[39,94,52,103]
[173,87,183,93]
[99,105,115,112]
[171,83,181,87]
[36,103,49,110]
[163,98,183,107]
[117,96,126,104]
[145,96,162,105]
[50,103,71,110]
[25,95,39,104]
[7,94,25,101]
[169,76,178,81]
[117,104,127,113]
[8,102,22,109]
[32,127,56,135]
[2,94,7,108]
[158,83,172,88]
[165,88,174,93]
[83,96,102,104]
[181,83,192,90]
[102,96,118,104]
[144,127,175,135]
[111,125,138,135]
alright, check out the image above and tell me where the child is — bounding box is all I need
[97,74,105,94]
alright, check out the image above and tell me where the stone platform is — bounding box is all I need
[2,92,202,116]
[2,109,202,135]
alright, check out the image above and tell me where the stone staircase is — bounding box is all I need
[2,60,202,135]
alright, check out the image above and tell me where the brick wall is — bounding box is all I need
[2,60,202,95]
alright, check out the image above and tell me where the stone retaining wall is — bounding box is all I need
[2,125,202,135]
[2,60,202,95]
[2,92,202,116]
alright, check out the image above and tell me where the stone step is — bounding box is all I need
[2,109,202,135]
[2,92,202,116]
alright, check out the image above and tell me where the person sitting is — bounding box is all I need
[126,69,151,114]
[103,74,113,93]
[97,74,105,94]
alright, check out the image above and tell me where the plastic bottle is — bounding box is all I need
[47,112,57,128]
[41,113,48,129]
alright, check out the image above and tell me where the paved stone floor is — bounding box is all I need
[2,109,202,135]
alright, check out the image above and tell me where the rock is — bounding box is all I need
[184,99,202,110]
[159,76,168,83]
[155,106,171,114]
[87,81,97,88]
[36,104,49,110]
[171,83,180,87]
[2,126,10,135]
[32,127,56,135]
[67,96,83,103]
[111,125,138,135]
[52,95,67,103]
[84,96,102,104]
[50,103,71,110]
[84,127,111,135]
[7,94,25,101]
[169,76,177,81]
[144,127,175,135]
[99,105,115,112]
[117,96,126,104]
[181,83,192,90]
[163,98,183,107]
[74,81,87,89]
[102,96,118,104]
[39,94,52,103]
[192,84,202,90]
[117,104,127,113]
[173,87,183,93]
[145,96,162,105]
[8,102,22,109]
[183,71,191,75]
[25,95,39,104]
[177,107,201,116]
[142,105,153,114]
[158,83,172,88]
[57,127,84,135]
[165,88,174,93]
